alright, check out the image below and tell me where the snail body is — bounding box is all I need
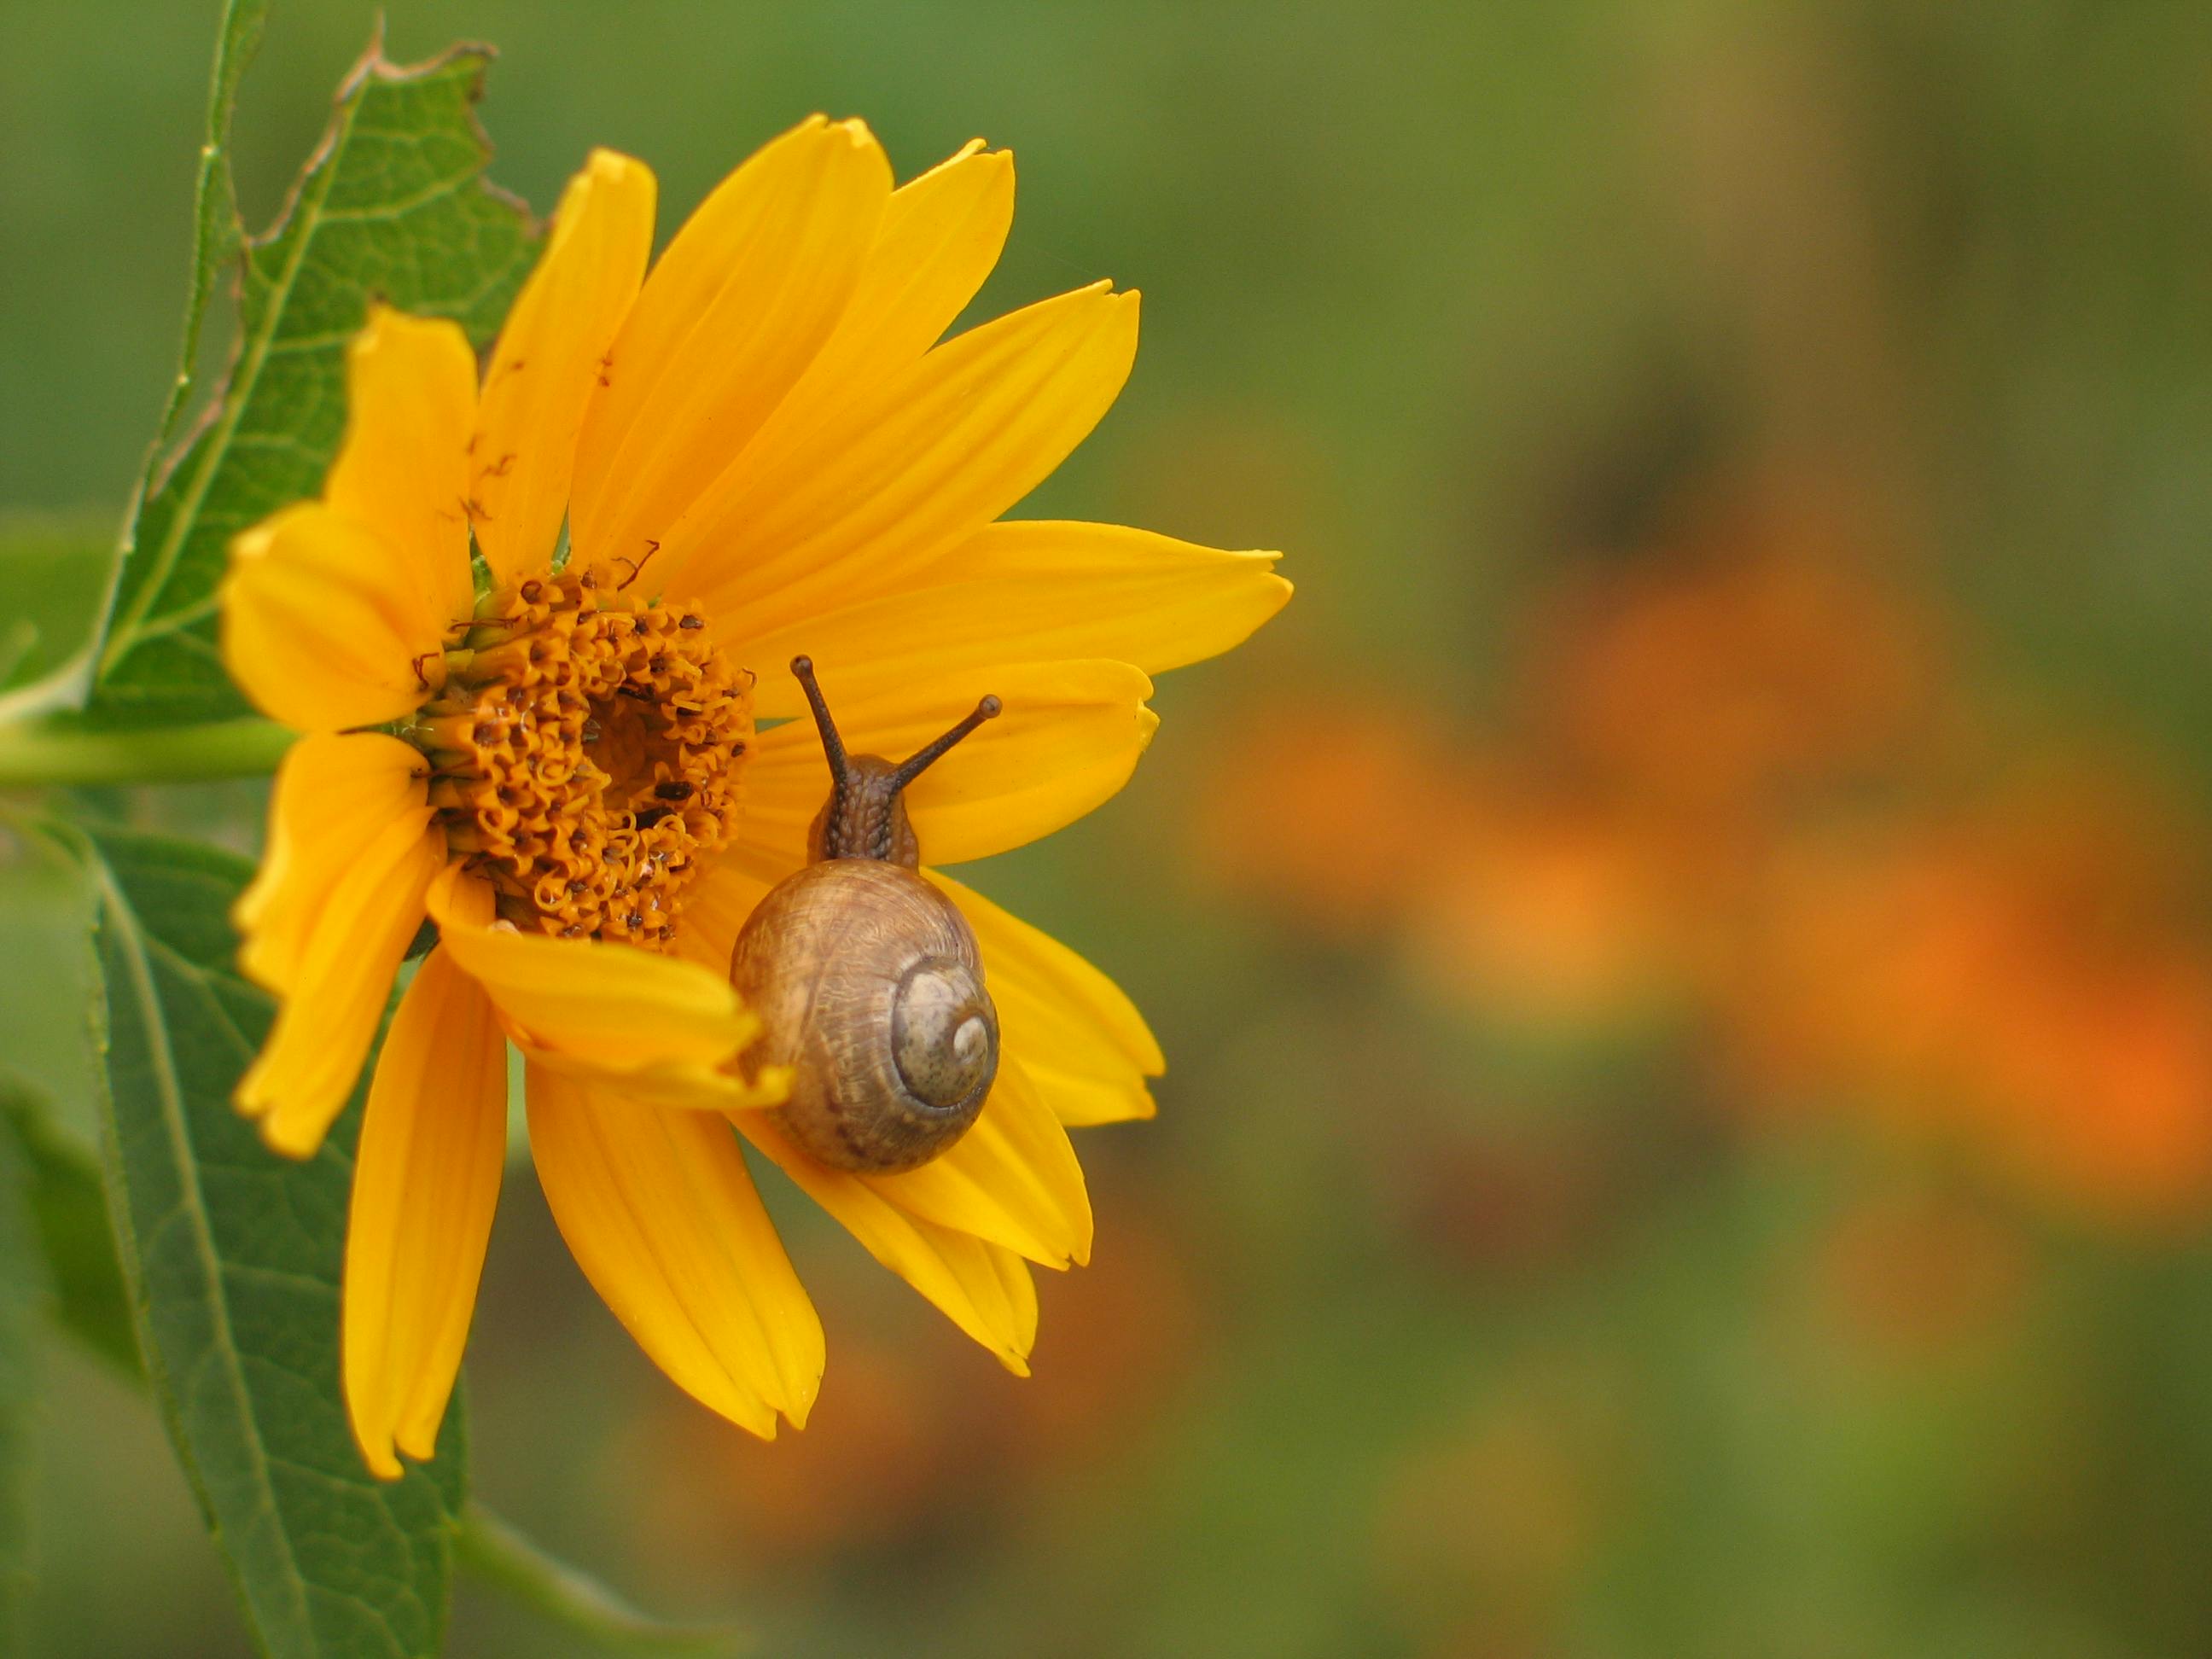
[728,658,1002,1173]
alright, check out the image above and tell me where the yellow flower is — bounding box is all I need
[218,117,1288,1479]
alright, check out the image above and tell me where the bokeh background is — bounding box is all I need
[9,1,2212,1654]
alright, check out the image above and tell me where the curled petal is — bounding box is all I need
[323,306,479,629]
[528,1066,822,1434]
[344,947,505,1480]
[223,504,450,733]
[514,1039,786,1113]
[237,733,434,990]
[430,875,781,1107]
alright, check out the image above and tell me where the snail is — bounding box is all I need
[728,656,1004,1173]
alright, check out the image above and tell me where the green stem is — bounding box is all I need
[454,1502,744,1656]
[0,716,292,786]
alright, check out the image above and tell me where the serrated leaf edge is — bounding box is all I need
[95,30,536,690]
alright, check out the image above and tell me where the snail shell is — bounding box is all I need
[731,859,998,1173]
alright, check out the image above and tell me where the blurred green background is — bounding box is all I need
[10,1,2212,1655]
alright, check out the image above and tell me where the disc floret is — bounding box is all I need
[404,563,750,947]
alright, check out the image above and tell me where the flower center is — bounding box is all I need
[405,564,750,949]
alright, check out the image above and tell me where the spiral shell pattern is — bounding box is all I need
[729,859,998,1173]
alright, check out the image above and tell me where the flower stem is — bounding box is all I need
[0,716,293,787]
[454,1501,743,1656]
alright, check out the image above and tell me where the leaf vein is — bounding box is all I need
[91,852,318,1643]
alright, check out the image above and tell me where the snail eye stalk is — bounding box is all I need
[789,655,1000,795]
[789,655,851,786]
[891,695,1002,789]
[790,656,1002,867]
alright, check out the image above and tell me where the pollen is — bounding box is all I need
[405,565,749,948]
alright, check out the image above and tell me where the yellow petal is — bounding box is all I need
[514,1039,786,1113]
[344,947,505,1480]
[651,143,1015,610]
[234,741,442,1157]
[222,503,450,732]
[736,1113,1038,1373]
[863,1057,1091,1266]
[742,659,1157,866]
[324,306,478,628]
[472,150,658,582]
[527,1065,822,1433]
[236,732,434,991]
[766,141,1015,435]
[989,1244,1039,1365]
[568,116,891,572]
[662,282,1140,637]
[995,1063,1154,1129]
[736,521,1290,721]
[430,882,774,1107]
[927,870,1163,1125]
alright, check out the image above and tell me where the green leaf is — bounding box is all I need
[83,824,467,1658]
[0,1072,139,1379]
[0,1097,44,1654]
[87,32,539,727]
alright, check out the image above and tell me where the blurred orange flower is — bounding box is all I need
[1409,779,1689,1030]
[1190,473,2212,1231]
[1526,512,1941,823]
[1734,771,2212,1225]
